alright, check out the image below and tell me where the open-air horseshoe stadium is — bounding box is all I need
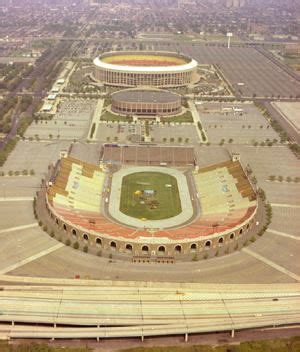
[44,145,258,261]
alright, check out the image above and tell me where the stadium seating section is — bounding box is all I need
[102,54,187,67]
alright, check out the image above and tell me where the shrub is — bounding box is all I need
[14,171,20,176]
[65,239,71,246]
[89,123,96,139]
[192,253,198,261]
[38,220,43,227]
[97,250,102,257]
[22,169,28,176]
[50,231,55,238]
[42,225,48,232]
[258,188,266,201]
[73,241,79,249]
[203,253,208,260]
[83,245,88,253]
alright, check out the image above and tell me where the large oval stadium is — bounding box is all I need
[93,51,198,87]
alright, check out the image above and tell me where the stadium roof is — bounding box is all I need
[112,89,180,104]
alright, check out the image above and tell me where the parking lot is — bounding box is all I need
[226,144,300,205]
[97,122,143,143]
[96,121,199,144]
[144,42,300,98]
[197,102,279,144]
[25,99,97,140]
[150,124,199,144]
[0,140,71,177]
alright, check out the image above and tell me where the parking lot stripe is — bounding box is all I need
[271,203,300,209]
[268,229,299,241]
[242,248,300,282]
[0,243,64,274]
[0,223,38,235]
[0,197,34,202]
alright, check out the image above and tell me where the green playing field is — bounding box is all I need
[120,172,182,220]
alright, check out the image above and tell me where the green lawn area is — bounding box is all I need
[101,110,133,122]
[120,172,181,220]
[0,336,299,351]
[162,110,193,123]
[120,337,300,351]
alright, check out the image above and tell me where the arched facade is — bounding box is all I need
[44,199,256,260]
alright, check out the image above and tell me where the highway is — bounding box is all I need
[0,280,299,340]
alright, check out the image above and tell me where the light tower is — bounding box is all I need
[227,32,233,49]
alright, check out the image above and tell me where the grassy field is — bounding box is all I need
[1,337,299,351]
[120,337,300,351]
[162,110,193,123]
[101,110,133,122]
[120,172,182,220]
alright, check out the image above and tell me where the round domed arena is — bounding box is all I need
[111,88,182,116]
[93,51,198,88]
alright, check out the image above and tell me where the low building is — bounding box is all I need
[111,88,182,116]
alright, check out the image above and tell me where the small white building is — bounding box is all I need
[41,103,53,112]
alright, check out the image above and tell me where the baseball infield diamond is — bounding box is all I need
[120,172,182,220]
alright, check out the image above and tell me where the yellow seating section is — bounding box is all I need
[102,54,187,65]
[195,161,256,217]
[48,157,104,213]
